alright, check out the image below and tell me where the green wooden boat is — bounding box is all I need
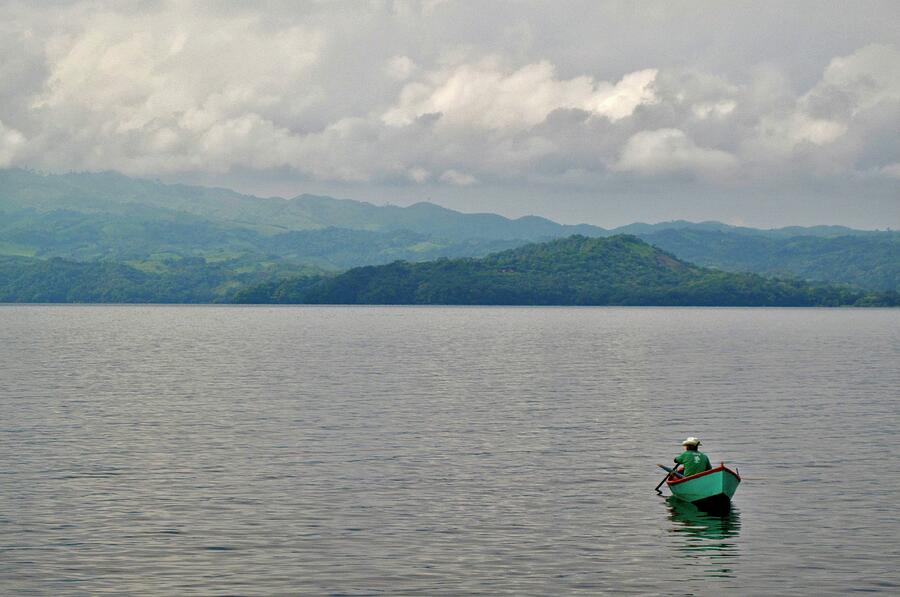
[666,464,741,511]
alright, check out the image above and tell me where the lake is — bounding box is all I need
[1,306,898,595]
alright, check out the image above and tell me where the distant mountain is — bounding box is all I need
[0,254,319,303]
[6,168,880,244]
[612,220,883,238]
[2,169,897,294]
[0,169,603,272]
[277,198,606,240]
[237,236,897,307]
[639,229,900,291]
[0,206,522,270]
[611,220,736,236]
[0,169,605,240]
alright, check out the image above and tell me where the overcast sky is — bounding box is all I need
[1,1,898,228]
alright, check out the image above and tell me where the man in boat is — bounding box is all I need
[673,437,711,477]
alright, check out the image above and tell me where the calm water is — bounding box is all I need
[1,306,898,595]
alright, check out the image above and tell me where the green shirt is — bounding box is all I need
[674,450,711,477]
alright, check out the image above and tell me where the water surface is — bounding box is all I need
[1,306,898,595]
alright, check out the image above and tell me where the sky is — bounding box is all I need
[1,0,899,228]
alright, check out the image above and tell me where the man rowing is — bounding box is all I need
[673,436,711,477]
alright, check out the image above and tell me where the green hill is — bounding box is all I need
[640,229,900,291]
[2,169,897,294]
[0,169,588,271]
[0,169,603,240]
[237,235,897,307]
[0,206,522,270]
[615,220,882,239]
[0,255,320,303]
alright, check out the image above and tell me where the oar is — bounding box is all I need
[658,463,684,477]
[655,463,683,493]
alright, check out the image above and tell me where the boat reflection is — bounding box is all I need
[665,497,741,578]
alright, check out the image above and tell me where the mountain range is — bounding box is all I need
[1,168,898,301]
[235,236,896,307]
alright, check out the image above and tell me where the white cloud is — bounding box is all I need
[26,7,323,174]
[0,120,25,167]
[816,43,900,115]
[615,128,737,178]
[754,113,847,150]
[385,55,417,81]
[439,169,478,185]
[0,1,895,224]
[692,100,736,120]
[739,44,900,173]
[382,59,657,129]
[407,167,430,182]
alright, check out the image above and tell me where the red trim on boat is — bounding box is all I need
[666,464,741,486]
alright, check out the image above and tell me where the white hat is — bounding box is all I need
[682,437,702,446]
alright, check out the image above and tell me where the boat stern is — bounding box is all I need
[667,465,741,511]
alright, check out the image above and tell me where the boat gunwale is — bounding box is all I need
[666,464,741,486]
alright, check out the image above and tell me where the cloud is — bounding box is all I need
[692,101,736,120]
[385,55,417,81]
[382,59,657,129]
[439,169,478,185]
[406,166,430,183]
[6,5,897,189]
[615,128,737,178]
[0,2,897,228]
[814,43,900,116]
[752,113,847,153]
[737,43,900,176]
[24,5,324,174]
[0,120,25,167]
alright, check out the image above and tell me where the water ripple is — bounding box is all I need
[1,306,898,595]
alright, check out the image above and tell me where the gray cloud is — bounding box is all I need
[1,1,898,227]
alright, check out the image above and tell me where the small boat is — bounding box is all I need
[666,464,741,511]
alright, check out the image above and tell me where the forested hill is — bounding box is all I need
[2,169,897,292]
[0,168,602,240]
[0,255,321,303]
[235,236,897,307]
[640,229,900,292]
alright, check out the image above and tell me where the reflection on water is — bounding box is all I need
[665,497,741,579]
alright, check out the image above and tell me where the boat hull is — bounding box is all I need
[666,465,740,511]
